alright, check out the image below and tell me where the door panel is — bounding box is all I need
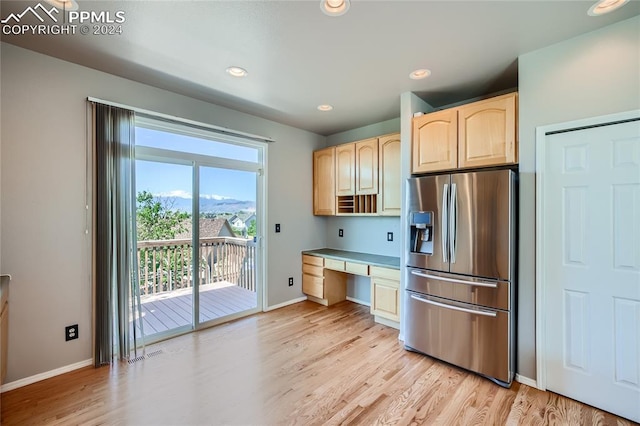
[450,169,514,280]
[544,119,640,422]
[407,175,451,272]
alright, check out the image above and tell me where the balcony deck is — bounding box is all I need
[135,282,257,337]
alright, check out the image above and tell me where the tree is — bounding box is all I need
[136,191,191,293]
[246,219,257,237]
[136,191,189,241]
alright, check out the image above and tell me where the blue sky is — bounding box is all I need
[135,127,257,202]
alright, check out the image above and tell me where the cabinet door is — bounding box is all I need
[355,138,378,195]
[371,277,400,322]
[313,147,336,215]
[335,143,355,196]
[458,92,517,168]
[412,109,458,173]
[378,133,401,216]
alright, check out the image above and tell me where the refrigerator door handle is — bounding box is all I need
[410,294,498,317]
[442,183,449,263]
[449,183,457,264]
[410,270,499,288]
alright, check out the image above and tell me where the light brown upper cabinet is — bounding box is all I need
[313,146,335,215]
[355,138,378,195]
[313,133,399,216]
[412,92,518,173]
[412,109,458,173]
[335,143,355,196]
[458,93,517,168]
[378,133,401,216]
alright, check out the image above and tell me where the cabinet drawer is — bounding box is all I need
[302,254,324,267]
[370,266,400,280]
[345,261,368,276]
[302,274,324,299]
[325,258,345,271]
[302,263,323,277]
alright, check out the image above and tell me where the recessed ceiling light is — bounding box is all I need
[320,0,350,16]
[588,0,629,15]
[226,66,248,78]
[317,104,333,112]
[409,69,432,80]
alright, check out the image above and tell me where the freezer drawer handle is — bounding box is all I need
[410,270,498,288]
[410,294,497,317]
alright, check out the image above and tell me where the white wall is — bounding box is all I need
[0,43,326,383]
[518,15,640,380]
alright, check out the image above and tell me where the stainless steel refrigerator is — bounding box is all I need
[405,168,516,387]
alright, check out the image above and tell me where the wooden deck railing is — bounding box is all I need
[137,237,256,296]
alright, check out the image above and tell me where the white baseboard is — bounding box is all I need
[515,374,538,388]
[264,296,308,312]
[346,296,370,307]
[1,358,93,393]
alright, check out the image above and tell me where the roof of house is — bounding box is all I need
[175,218,235,239]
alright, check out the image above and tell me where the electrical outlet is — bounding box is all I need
[65,324,78,341]
[387,232,394,242]
[288,277,294,286]
[339,229,344,237]
[275,223,281,233]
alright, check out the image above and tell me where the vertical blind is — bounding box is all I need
[93,102,145,366]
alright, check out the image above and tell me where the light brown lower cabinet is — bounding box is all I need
[370,267,401,322]
[302,255,400,326]
[302,255,346,306]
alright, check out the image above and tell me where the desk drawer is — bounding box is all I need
[302,254,324,267]
[345,262,369,276]
[370,266,400,280]
[302,263,323,277]
[325,258,345,271]
[302,274,323,299]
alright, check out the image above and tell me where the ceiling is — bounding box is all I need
[1,0,639,136]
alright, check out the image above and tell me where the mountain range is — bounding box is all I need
[156,196,255,214]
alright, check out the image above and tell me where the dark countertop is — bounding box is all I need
[302,248,401,270]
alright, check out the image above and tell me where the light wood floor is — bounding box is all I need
[1,301,636,425]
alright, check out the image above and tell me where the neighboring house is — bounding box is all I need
[243,214,256,228]
[174,218,236,240]
[228,215,245,229]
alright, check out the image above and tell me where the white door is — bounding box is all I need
[542,119,640,422]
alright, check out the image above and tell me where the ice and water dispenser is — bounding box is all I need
[410,211,434,255]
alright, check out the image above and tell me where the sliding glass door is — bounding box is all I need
[135,159,194,339]
[196,166,258,326]
[133,118,263,342]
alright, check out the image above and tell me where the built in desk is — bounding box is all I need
[301,249,401,329]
